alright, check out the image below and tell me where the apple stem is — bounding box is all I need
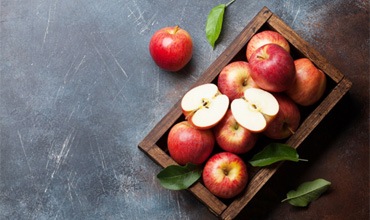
[173,25,180,34]
[226,0,236,7]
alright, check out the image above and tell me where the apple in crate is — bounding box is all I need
[202,152,248,199]
[167,121,214,165]
[249,43,296,92]
[149,26,193,72]
[213,110,258,154]
[231,88,279,133]
[181,83,229,130]
[286,58,327,106]
[246,30,290,61]
[217,61,259,102]
[264,93,301,139]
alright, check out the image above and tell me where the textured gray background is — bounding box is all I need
[1,1,369,219]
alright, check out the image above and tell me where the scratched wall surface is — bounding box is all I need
[0,1,368,220]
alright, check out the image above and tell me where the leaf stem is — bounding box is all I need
[298,158,309,162]
[225,0,236,7]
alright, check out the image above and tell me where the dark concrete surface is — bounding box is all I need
[1,1,368,219]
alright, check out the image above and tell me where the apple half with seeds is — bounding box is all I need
[181,83,229,130]
[231,88,279,132]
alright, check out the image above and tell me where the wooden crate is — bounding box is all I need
[138,6,352,220]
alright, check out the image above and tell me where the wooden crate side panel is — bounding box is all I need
[145,145,177,167]
[189,183,228,216]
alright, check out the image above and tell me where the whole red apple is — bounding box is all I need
[217,61,258,102]
[249,43,296,92]
[286,58,327,106]
[264,93,301,139]
[213,110,258,154]
[167,121,214,165]
[202,152,248,199]
[149,26,193,72]
[246,30,290,61]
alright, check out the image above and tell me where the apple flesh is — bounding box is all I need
[202,152,248,199]
[167,121,215,165]
[286,58,327,106]
[263,93,301,139]
[181,83,229,130]
[217,61,258,102]
[249,43,296,92]
[213,110,258,154]
[231,88,279,133]
[246,30,290,61]
[149,26,193,72]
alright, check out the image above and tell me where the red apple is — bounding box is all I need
[202,152,248,199]
[149,26,193,72]
[246,30,290,61]
[249,43,296,92]
[286,58,327,106]
[217,61,259,102]
[213,110,258,154]
[167,121,214,165]
[264,93,301,139]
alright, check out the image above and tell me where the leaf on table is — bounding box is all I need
[156,163,202,190]
[281,178,331,207]
[249,143,305,167]
[205,0,235,49]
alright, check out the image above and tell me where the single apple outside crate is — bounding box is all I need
[138,6,352,220]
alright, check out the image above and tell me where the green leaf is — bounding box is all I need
[281,178,331,207]
[249,143,306,167]
[156,163,202,190]
[205,0,235,49]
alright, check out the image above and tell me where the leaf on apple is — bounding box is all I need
[205,0,235,49]
[281,178,331,207]
[156,163,202,190]
[248,143,307,167]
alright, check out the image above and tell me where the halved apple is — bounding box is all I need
[181,83,229,130]
[231,88,279,132]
